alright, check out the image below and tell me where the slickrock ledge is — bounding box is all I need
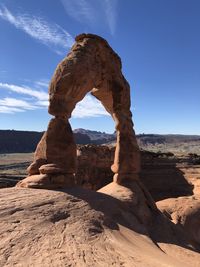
[0,184,200,267]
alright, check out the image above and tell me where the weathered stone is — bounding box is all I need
[157,196,200,246]
[76,145,114,189]
[16,173,75,189]
[19,117,76,188]
[27,158,47,175]
[2,187,200,267]
[17,33,140,189]
[39,164,70,174]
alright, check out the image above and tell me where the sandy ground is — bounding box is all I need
[0,153,33,165]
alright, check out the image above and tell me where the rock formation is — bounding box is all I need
[17,33,140,189]
[2,34,200,266]
[1,185,200,267]
[76,145,114,190]
[157,196,200,247]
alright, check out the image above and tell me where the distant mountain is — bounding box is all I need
[0,130,43,154]
[136,134,200,155]
[73,128,116,144]
[0,129,115,153]
[0,129,199,154]
[137,134,200,145]
[73,132,91,145]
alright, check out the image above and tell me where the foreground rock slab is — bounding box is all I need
[157,195,200,247]
[1,186,200,267]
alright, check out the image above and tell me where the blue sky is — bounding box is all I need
[0,0,200,134]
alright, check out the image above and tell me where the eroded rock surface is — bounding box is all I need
[157,196,200,247]
[75,147,198,201]
[1,186,200,267]
[76,145,114,189]
[17,33,140,189]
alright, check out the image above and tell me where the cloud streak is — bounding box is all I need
[0,105,25,114]
[61,0,118,35]
[0,97,37,113]
[0,6,74,54]
[104,0,118,35]
[33,94,109,118]
[72,94,109,118]
[0,82,48,113]
[61,0,95,25]
[0,83,48,101]
[34,80,49,89]
[0,82,109,118]
[0,97,36,110]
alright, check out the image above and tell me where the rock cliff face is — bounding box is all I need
[17,33,140,189]
[157,196,200,247]
[75,146,196,200]
[76,145,114,189]
[1,146,198,202]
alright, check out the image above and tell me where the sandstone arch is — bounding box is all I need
[17,34,140,189]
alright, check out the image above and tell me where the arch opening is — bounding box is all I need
[17,34,140,189]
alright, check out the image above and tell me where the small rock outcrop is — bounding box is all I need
[17,34,140,189]
[157,196,200,246]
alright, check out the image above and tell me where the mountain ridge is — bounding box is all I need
[0,129,199,154]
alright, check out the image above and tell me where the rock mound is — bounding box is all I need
[1,184,200,267]
[157,196,200,248]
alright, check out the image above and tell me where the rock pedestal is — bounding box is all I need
[17,117,76,188]
[17,33,140,189]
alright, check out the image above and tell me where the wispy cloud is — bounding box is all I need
[61,0,95,25]
[104,0,118,35]
[0,83,48,101]
[0,82,48,113]
[61,0,118,35]
[72,94,108,118]
[0,97,37,113]
[34,79,49,89]
[0,6,74,54]
[0,105,25,114]
[0,97,36,110]
[24,93,109,118]
[0,81,108,118]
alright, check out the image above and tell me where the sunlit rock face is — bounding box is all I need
[76,145,114,190]
[17,33,140,189]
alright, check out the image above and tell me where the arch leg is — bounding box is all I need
[92,80,140,184]
[16,117,76,188]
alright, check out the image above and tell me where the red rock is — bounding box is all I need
[17,34,140,189]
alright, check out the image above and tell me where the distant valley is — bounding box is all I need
[0,129,116,153]
[0,129,200,154]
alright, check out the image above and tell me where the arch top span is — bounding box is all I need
[17,33,140,189]
[48,33,122,118]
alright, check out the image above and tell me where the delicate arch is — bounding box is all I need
[17,34,140,189]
